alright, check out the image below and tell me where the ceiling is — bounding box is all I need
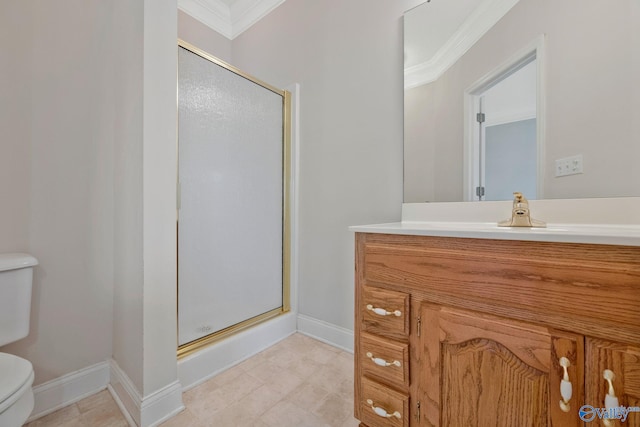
[178,0,286,40]
[404,0,484,70]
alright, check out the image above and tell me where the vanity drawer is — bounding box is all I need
[360,377,409,427]
[360,332,409,388]
[361,285,410,337]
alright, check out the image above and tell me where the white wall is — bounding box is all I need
[112,0,145,392]
[178,11,232,63]
[112,0,179,404]
[0,2,32,254]
[0,6,180,423]
[140,0,179,397]
[0,0,115,386]
[404,83,436,203]
[229,0,423,331]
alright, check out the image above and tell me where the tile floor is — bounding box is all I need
[25,333,360,427]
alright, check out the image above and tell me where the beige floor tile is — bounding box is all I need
[312,393,354,426]
[335,351,355,375]
[159,408,207,427]
[25,404,81,427]
[202,402,257,426]
[284,355,326,380]
[26,418,86,427]
[76,391,128,426]
[284,382,331,412]
[205,364,245,388]
[75,389,114,414]
[80,403,128,427]
[336,377,355,399]
[208,382,284,426]
[264,344,301,369]
[183,375,220,404]
[339,415,362,427]
[187,371,264,420]
[306,364,352,394]
[326,358,354,380]
[296,341,342,365]
[261,399,330,427]
[259,340,290,360]
[239,384,286,416]
[271,334,321,359]
[26,333,358,427]
[245,360,304,396]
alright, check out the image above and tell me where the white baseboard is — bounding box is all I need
[109,358,184,427]
[178,311,297,391]
[139,381,184,427]
[109,359,142,426]
[107,383,137,427]
[27,361,110,422]
[296,314,354,353]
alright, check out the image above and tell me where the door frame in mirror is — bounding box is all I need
[463,35,546,201]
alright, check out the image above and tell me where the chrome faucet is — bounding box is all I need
[498,192,546,228]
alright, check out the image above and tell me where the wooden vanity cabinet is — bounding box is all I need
[585,339,640,427]
[354,233,640,427]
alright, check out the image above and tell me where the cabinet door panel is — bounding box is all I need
[586,338,640,427]
[420,303,582,427]
[441,337,548,426]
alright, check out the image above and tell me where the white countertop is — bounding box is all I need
[349,221,640,246]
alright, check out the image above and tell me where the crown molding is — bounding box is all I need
[178,0,285,40]
[179,0,233,39]
[230,0,286,38]
[405,0,521,90]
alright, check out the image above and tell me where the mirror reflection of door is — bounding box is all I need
[472,57,538,201]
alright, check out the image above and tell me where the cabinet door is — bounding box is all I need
[586,338,640,427]
[420,303,583,427]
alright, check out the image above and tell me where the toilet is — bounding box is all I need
[0,253,38,427]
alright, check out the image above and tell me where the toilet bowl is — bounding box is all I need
[0,353,34,427]
[0,253,38,427]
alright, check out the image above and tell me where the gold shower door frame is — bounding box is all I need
[176,40,291,359]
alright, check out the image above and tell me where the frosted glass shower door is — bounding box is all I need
[178,44,288,347]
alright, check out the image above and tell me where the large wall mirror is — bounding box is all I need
[404,0,639,202]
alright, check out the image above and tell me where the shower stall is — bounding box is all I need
[177,41,291,357]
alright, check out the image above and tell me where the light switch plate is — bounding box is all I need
[555,154,583,177]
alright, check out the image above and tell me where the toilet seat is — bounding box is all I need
[0,352,34,425]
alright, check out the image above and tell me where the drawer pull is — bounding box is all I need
[602,369,619,427]
[366,304,402,317]
[558,357,573,412]
[366,352,401,367]
[366,399,401,419]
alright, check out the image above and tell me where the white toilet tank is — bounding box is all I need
[0,253,38,347]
